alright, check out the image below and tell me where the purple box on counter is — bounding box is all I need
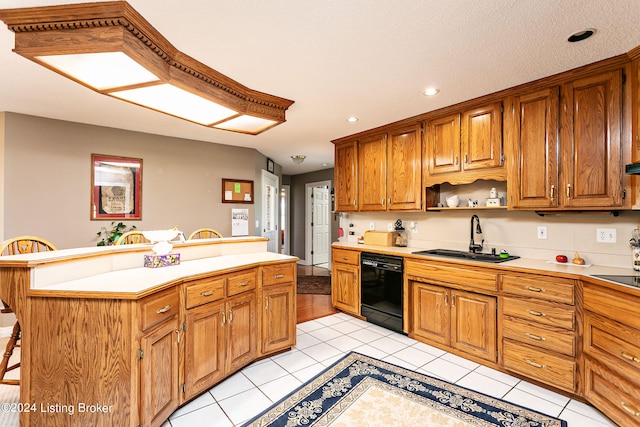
[144,253,181,268]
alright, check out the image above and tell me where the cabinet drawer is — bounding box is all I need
[228,270,257,296]
[585,312,640,382]
[503,340,576,393]
[405,259,497,291]
[503,316,575,356]
[501,274,575,305]
[502,297,575,330]
[584,282,640,330]
[140,288,180,332]
[186,277,225,309]
[262,264,295,286]
[585,357,640,427]
[333,249,359,266]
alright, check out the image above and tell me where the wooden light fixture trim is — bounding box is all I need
[0,1,294,134]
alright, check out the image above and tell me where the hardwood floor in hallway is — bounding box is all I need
[296,264,337,323]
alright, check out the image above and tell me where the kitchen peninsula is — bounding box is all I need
[0,237,298,427]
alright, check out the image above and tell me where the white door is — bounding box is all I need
[262,170,279,253]
[312,186,330,265]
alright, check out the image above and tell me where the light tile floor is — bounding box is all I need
[164,313,616,427]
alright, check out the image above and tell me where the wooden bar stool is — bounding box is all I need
[114,231,151,245]
[188,228,222,239]
[0,236,56,385]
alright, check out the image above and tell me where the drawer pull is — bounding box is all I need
[527,310,546,317]
[273,274,285,279]
[525,286,545,293]
[620,351,640,363]
[200,291,215,297]
[229,309,233,323]
[221,311,226,325]
[525,359,547,369]
[621,402,640,417]
[156,305,171,314]
[237,281,250,287]
[342,257,349,261]
[525,333,546,341]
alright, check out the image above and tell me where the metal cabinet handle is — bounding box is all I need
[444,294,449,306]
[550,185,555,201]
[228,309,233,323]
[525,333,546,341]
[525,359,547,369]
[451,295,455,307]
[175,329,181,344]
[265,296,269,309]
[200,291,214,297]
[273,274,285,279]
[156,305,171,314]
[238,280,250,287]
[566,183,571,199]
[382,198,385,206]
[342,257,349,261]
[353,199,357,207]
[620,351,640,363]
[525,286,544,293]
[222,311,226,325]
[527,310,546,317]
[621,402,640,417]
[455,156,459,165]
[464,154,468,164]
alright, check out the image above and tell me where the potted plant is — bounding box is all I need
[96,221,137,246]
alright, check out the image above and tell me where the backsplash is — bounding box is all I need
[340,210,640,268]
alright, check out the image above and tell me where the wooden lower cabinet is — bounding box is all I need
[331,249,360,315]
[262,283,296,354]
[226,292,258,371]
[140,317,181,427]
[411,281,496,363]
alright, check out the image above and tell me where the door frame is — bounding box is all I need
[280,184,290,255]
[261,169,279,253]
[305,180,332,267]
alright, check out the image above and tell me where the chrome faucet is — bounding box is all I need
[469,215,484,253]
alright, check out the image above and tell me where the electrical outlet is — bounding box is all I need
[597,228,616,243]
[369,222,375,231]
[387,223,394,231]
[537,226,547,240]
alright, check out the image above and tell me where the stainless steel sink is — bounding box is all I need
[412,248,519,263]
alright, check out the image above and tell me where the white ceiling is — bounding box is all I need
[1,1,639,175]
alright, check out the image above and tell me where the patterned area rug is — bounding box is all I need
[296,275,331,295]
[243,352,567,427]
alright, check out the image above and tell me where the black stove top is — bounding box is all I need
[591,275,640,288]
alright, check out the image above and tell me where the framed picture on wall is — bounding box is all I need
[267,158,275,174]
[91,154,142,220]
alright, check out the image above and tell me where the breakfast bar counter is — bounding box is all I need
[0,237,298,427]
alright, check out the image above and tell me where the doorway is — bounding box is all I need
[280,185,290,255]
[305,180,331,268]
[261,170,279,253]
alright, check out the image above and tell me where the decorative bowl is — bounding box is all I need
[445,195,459,208]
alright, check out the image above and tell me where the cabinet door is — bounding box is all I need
[334,140,358,211]
[358,133,388,211]
[560,69,623,207]
[508,88,560,208]
[411,282,449,346]
[461,102,503,171]
[226,292,257,372]
[331,263,360,315]
[139,318,180,427]
[450,290,496,362]
[427,113,461,175]
[262,284,296,354]
[183,302,226,401]
[387,124,422,210]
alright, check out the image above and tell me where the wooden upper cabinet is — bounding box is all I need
[334,140,358,211]
[560,69,623,208]
[425,101,505,186]
[358,133,388,211]
[387,124,422,210]
[461,102,503,171]
[427,113,461,175]
[507,88,560,209]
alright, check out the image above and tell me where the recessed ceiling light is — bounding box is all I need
[423,88,440,96]
[567,29,595,43]
[346,117,359,123]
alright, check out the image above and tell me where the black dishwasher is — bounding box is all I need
[360,252,404,334]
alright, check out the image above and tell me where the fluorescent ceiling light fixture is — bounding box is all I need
[423,88,440,96]
[0,1,293,135]
[36,52,159,90]
[112,84,237,125]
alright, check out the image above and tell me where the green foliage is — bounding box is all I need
[96,221,137,246]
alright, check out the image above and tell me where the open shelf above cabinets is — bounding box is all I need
[426,181,508,211]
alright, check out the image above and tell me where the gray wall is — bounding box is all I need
[288,168,338,261]
[1,112,270,249]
